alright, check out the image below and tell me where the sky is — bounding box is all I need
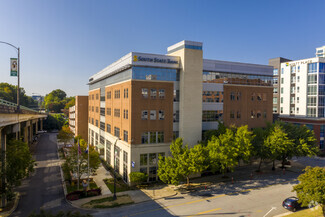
[0,0,324,97]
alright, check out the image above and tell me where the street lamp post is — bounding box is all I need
[0,41,20,139]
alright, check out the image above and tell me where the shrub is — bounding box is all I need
[66,188,101,201]
[129,172,148,185]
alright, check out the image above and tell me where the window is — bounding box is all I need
[106,124,111,133]
[290,97,295,104]
[308,74,317,84]
[100,122,105,131]
[263,110,267,118]
[281,88,283,94]
[96,120,98,127]
[174,90,180,102]
[158,110,164,120]
[107,91,111,99]
[124,88,128,98]
[297,76,300,82]
[140,154,148,166]
[96,107,99,113]
[273,69,278,75]
[92,106,94,112]
[256,111,261,118]
[150,110,156,120]
[202,110,223,122]
[297,97,299,103]
[307,86,317,95]
[281,78,284,84]
[307,108,316,117]
[281,97,283,104]
[297,86,300,93]
[92,94,94,100]
[107,108,111,115]
[251,93,255,101]
[280,107,283,114]
[297,107,299,114]
[96,94,99,100]
[123,109,128,119]
[141,110,148,120]
[100,108,105,116]
[308,63,317,73]
[123,130,128,142]
[237,92,241,100]
[92,118,94,125]
[141,132,148,144]
[123,151,128,163]
[150,132,156,143]
[251,110,255,118]
[273,78,278,85]
[173,110,179,122]
[230,110,235,118]
[257,93,262,101]
[159,89,165,99]
[142,88,148,98]
[150,89,157,99]
[273,106,277,113]
[230,92,235,101]
[173,131,179,140]
[281,68,284,74]
[273,97,277,104]
[307,96,317,106]
[157,132,164,143]
[114,109,120,117]
[114,127,120,138]
[114,90,120,99]
[149,153,157,165]
[236,111,241,119]
[273,88,278,94]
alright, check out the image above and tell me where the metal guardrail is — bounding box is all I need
[0,98,40,114]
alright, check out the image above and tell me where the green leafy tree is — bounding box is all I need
[129,172,148,185]
[1,139,35,199]
[202,122,227,143]
[252,127,271,171]
[44,114,67,130]
[207,129,238,175]
[265,125,295,169]
[65,139,100,181]
[64,97,75,109]
[43,89,67,113]
[158,138,207,185]
[292,166,325,215]
[0,82,37,107]
[57,125,74,146]
[233,125,254,165]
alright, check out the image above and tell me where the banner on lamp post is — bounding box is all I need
[10,58,18,76]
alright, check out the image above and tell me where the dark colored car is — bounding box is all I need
[282,197,301,212]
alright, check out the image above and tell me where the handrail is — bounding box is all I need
[0,98,40,113]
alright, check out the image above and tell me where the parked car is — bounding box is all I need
[282,197,301,212]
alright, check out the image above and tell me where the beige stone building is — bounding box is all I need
[88,40,273,183]
[69,95,88,141]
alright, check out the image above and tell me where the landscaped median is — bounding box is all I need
[278,206,323,217]
[81,194,134,208]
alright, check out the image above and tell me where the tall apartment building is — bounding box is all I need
[69,96,89,141]
[88,40,273,183]
[278,57,325,151]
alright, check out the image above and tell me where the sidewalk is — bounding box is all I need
[92,164,112,195]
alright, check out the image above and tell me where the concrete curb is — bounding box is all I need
[0,192,20,217]
[273,211,292,217]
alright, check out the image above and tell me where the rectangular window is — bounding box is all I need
[123,109,128,119]
[100,122,105,131]
[96,94,99,100]
[236,111,241,119]
[92,94,94,100]
[123,130,128,142]
[100,108,105,116]
[307,86,317,95]
[114,109,120,117]
[124,88,128,98]
[290,97,295,104]
[107,108,111,115]
[150,89,157,99]
[280,107,283,114]
[159,89,165,99]
[142,88,148,98]
[281,78,284,84]
[123,151,128,163]
[96,120,98,127]
[273,88,278,94]
[308,63,317,73]
[141,132,148,144]
[281,68,284,74]
[92,118,94,125]
[150,132,156,143]
[273,97,277,104]
[149,153,157,165]
[106,124,111,133]
[297,76,300,82]
[230,92,235,101]
[281,97,283,104]
[140,154,148,166]
[107,91,111,99]
[92,106,94,112]
[114,90,120,99]
[308,74,317,84]
[273,69,278,75]
[297,107,299,114]
[114,127,120,138]
[281,88,283,94]
[230,110,235,118]
[157,132,164,143]
[96,107,99,113]
[173,110,179,122]
[158,110,164,120]
[307,96,317,106]
[273,78,278,85]
[297,86,300,93]
[150,110,156,120]
[307,108,317,117]
[100,136,105,145]
[273,106,277,113]
[297,97,299,103]
[141,110,148,120]
[173,90,180,102]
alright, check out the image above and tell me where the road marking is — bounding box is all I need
[263,207,277,217]
[187,208,222,217]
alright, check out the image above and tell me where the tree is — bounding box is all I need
[252,127,271,171]
[202,122,227,143]
[43,114,66,131]
[233,125,254,165]
[43,89,67,113]
[0,82,37,107]
[57,126,74,146]
[64,97,75,109]
[207,129,238,176]
[65,139,100,181]
[1,139,35,199]
[264,125,295,169]
[157,138,208,186]
[292,166,325,215]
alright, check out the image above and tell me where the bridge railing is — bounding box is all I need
[0,98,41,114]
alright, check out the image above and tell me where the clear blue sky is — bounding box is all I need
[0,0,324,97]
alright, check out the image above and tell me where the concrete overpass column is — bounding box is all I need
[35,120,39,133]
[40,118,43,131]
[0,127,7,207]
[23,125,28,144]
[29,121,33,144]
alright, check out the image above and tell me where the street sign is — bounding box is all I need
[131,161,135,168]
[10,58,18,76]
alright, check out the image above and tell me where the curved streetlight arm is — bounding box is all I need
[0,41,19,51]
